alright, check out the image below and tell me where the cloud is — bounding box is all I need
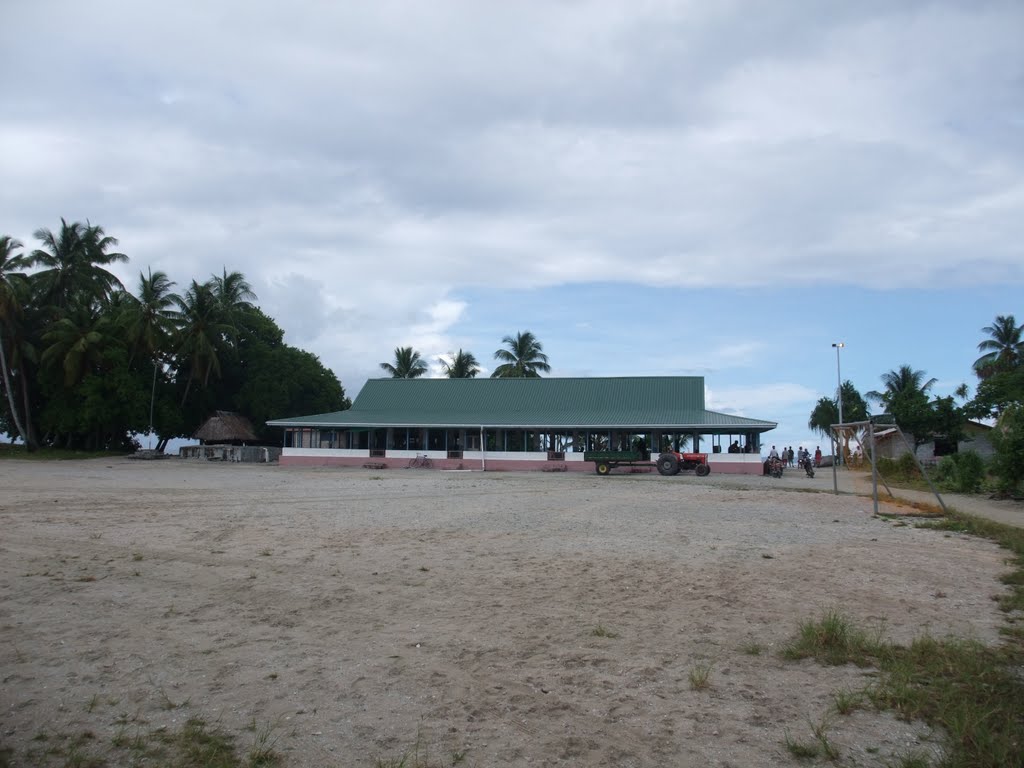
[2,0,1022,397]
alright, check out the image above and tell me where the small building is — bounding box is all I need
[193,411,259,445]
[267,376,777,474]
[871,420,994,463]
[180,411,282,463]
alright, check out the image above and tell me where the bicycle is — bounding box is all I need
[407,454,433,469]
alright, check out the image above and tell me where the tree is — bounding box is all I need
[808,381,869,460]
[990,404,1024,496]
[491,331,550,378]
[974,314,1023,379]
[967,367,1024,419]
[380,346,428,379]
[29,219,127,313]
[41,310,114,388]
[209,267,257,338]
[125,268,180,366]
[868,365,940,448]
[175,280,233,405]
[440,349,480,378]
[0,235,31,446]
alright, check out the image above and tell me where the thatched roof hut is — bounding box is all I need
[194,411,259,445]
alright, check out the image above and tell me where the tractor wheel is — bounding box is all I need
[696,463,711,477]
[657,454,680,476]
[595,462,611,476]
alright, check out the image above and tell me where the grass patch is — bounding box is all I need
[831,687,862,715]
[688,662,713,691]
[785,611,1024,767]
[889,752,933,768]
[789,498,1024,766]
[738,640,763,656]
[782,730,819,759]
[782,609,885,666]
[0,444,128,461]
[17,715,285,768]
[374,728,467,768]
[590,624,619,639]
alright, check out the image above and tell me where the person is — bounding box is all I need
[788,447,795,467]
[768,445,779,459]
[728,440,740,453]
[814,446,822,467]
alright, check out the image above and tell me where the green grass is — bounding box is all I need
[782,730,820,759]
[738,640,763,656]
[590,624,619,639]
[0,444,128,461]
[373,729,467,768]
[688,662,713,691]
[785,612,1024,767]
[782,609,886,666]
[13,716,280,768]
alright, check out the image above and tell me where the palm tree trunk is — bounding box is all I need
[0,337,30,447]
[20,374,39,451]
[180,374,193,408]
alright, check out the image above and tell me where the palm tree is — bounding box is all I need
[0,235,31,444]
[440,349,480,378]
[125,268,180,366]
[867,365,939,447]
[30,219,127,312]
[491,331,550,378]
[210,268,256,321]
[380,346,428,379]
[808,381,869,461]
[867,365,937,409]
[974,314,1023,378]
[175,280,233,405]
[41,311,113,388]
[807,397,838,439]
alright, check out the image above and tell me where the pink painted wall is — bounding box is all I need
[279,454,762,475]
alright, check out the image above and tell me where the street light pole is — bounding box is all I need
[832,342,844,465]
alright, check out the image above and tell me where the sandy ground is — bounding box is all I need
[0,459,1015,767]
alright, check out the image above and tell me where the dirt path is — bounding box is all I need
[828,468,1024,529]
[0,460,1014,767]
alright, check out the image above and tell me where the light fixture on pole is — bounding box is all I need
[832,342,844,465]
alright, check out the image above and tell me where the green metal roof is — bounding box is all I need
[267,377,776,432]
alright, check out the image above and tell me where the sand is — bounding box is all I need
[0,459,1013,766]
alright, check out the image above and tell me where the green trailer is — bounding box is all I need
[582,450,651,475]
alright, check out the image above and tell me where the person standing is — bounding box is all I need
[814,446,822,467]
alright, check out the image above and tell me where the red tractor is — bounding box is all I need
[656,451,711,477]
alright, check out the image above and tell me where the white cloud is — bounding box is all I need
[2,0,1022,398]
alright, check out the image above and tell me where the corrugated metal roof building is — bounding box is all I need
[268,376,775,474]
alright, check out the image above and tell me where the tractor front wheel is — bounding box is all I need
[696,463,711,477]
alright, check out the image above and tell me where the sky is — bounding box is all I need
[2,0,1022,453]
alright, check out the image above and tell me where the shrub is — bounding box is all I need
[876,456,898,479]
[990,404,1024,495]
[896,452,920,479]
[954,451,985,493]
[877,453,922,482]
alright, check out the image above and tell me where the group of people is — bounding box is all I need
[726,440,755,454]
[766,445,823,468]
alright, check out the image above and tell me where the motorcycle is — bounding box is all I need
[799,455,815,478]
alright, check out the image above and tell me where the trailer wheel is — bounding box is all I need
[657,454,680,476]
[696,463,711,477]
[595,462,611,476]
